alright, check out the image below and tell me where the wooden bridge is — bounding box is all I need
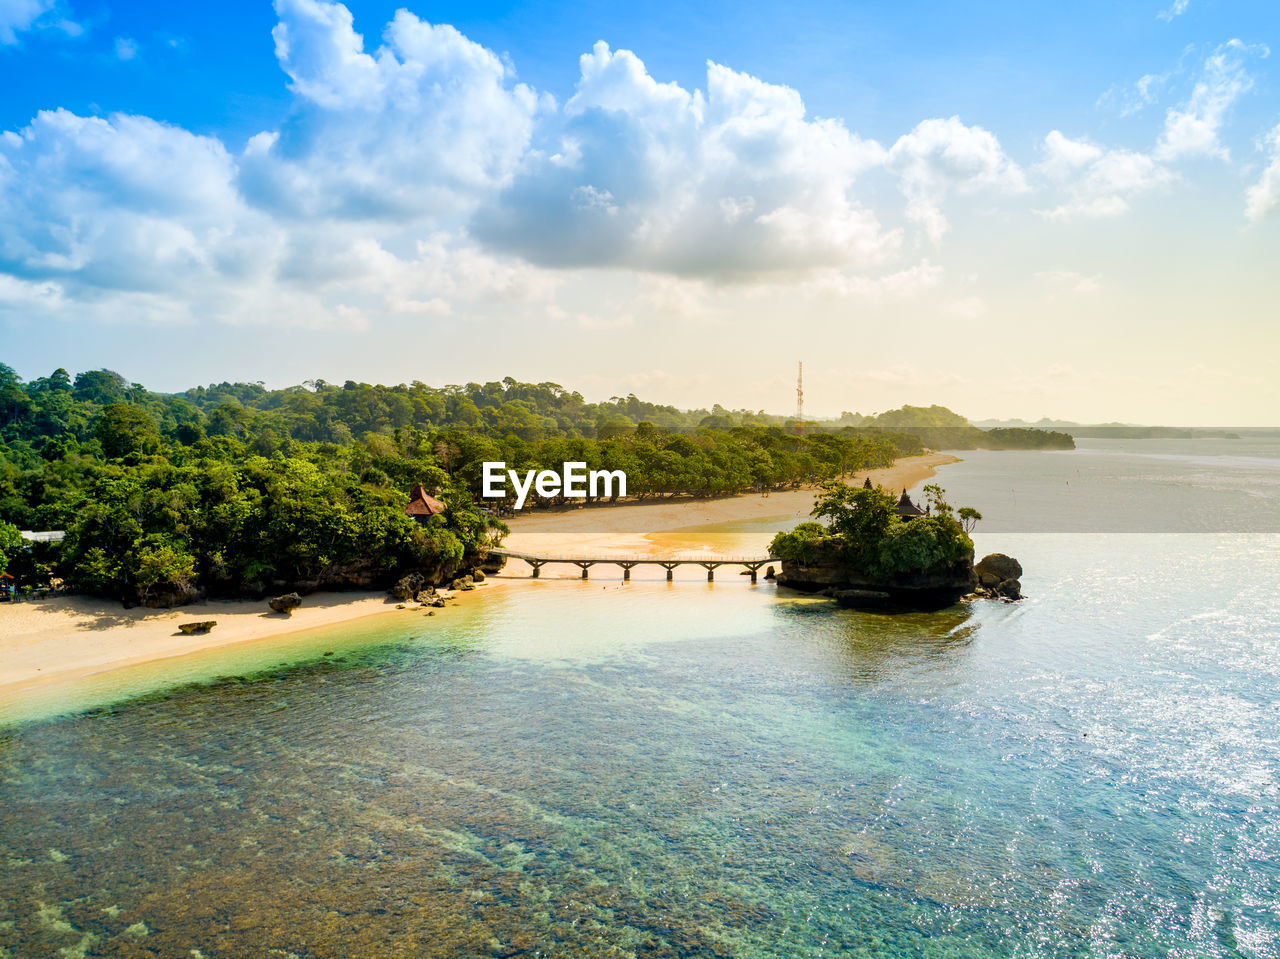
[488,548,779,582]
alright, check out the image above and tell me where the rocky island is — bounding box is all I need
[771,481,1021,611]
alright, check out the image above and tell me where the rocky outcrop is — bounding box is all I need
[269,592,302,615]
[975,553,1022,585]
[968,554,1024,601]
[777,547,977,611]
[476,551,507,575]
[177,621,216,634]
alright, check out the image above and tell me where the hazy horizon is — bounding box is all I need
[3,0,1278,424]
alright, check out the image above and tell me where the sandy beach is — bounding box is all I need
[0,452,957,720]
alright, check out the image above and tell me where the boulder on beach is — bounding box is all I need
[269,592,302,615]
[390,572,429,600]
[177,621,216,634]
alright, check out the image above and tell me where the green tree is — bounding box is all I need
[0,520,22,576]
[95,404,160,458]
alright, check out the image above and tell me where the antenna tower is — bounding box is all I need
[795,362,804,435]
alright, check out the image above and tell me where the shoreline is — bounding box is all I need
[0,452,958,723]
[0,582,512,725]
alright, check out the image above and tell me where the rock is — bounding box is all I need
[414,588,436,604]
[978,570,1002,588]
[449,575,475,591]
[471,570,486,583]
[269,592,302,614]
[476,551,507,575]
[996,578,1022,600]
[390,572,427,601]
[976,553,1022,583]
[428,597,446,608]
[178,621,216,634]
[764,566,776,580]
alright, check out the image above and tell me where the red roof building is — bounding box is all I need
[406,484,446,522]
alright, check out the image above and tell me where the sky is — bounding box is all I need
[1,0,1278,424]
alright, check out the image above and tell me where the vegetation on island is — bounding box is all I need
[0,366,917,602]
[0,364,1058,603]
[770,483,980,579]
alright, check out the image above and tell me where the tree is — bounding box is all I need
[812,481,897,556]
[0,521,22,576]
[132,535,197,605]
[95,404,160,458]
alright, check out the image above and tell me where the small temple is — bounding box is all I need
[405,484,446,524]
[895,488,925,519]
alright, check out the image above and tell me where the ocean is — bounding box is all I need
[2,438,1279,957]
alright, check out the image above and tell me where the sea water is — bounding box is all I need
[2,438,1279,957]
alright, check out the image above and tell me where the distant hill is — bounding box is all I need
[972,417,1260,440]
[826,405,1074,451]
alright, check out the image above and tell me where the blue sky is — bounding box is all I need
[2,0,1279,423]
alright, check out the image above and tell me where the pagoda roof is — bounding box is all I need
[895,489,925,517]
[406,484,446,517]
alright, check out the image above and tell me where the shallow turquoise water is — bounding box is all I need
[3,445,1280,957]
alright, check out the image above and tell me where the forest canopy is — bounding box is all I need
[0,364,1063,602]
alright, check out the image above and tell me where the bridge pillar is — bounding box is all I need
[745,563,762,583]
[701,563,722,582]
[659,562,678,581]
[529,560,543,579]
[619,562,636,581]
[575,562,593,579]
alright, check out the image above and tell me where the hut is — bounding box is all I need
[405,484,446,525]
[895,489,925,520]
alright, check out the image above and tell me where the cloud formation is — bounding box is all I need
[1037,131,1175,220]
[1154,40,1263,161]
[1245,124,1280,222]
[473,42,895,277]
[1036,42,1262,221]
[0,0,1272,334]
[0,0,52,43]
[239,0,542,221]
[886,117,1026,241]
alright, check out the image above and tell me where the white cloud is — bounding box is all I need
[1037,131,1175,220]
[886,116,1026,242]
[0,0,47,42]
[1155,40,1264,162]
[1098,71,1172,118]
[114,36,138,60]
[473,42,896,278]
[1038,129,1104,180]
[1157,0,1189,22]
[1245,123,1280,222]
[0,109,275,294]
[238,0,542,221]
